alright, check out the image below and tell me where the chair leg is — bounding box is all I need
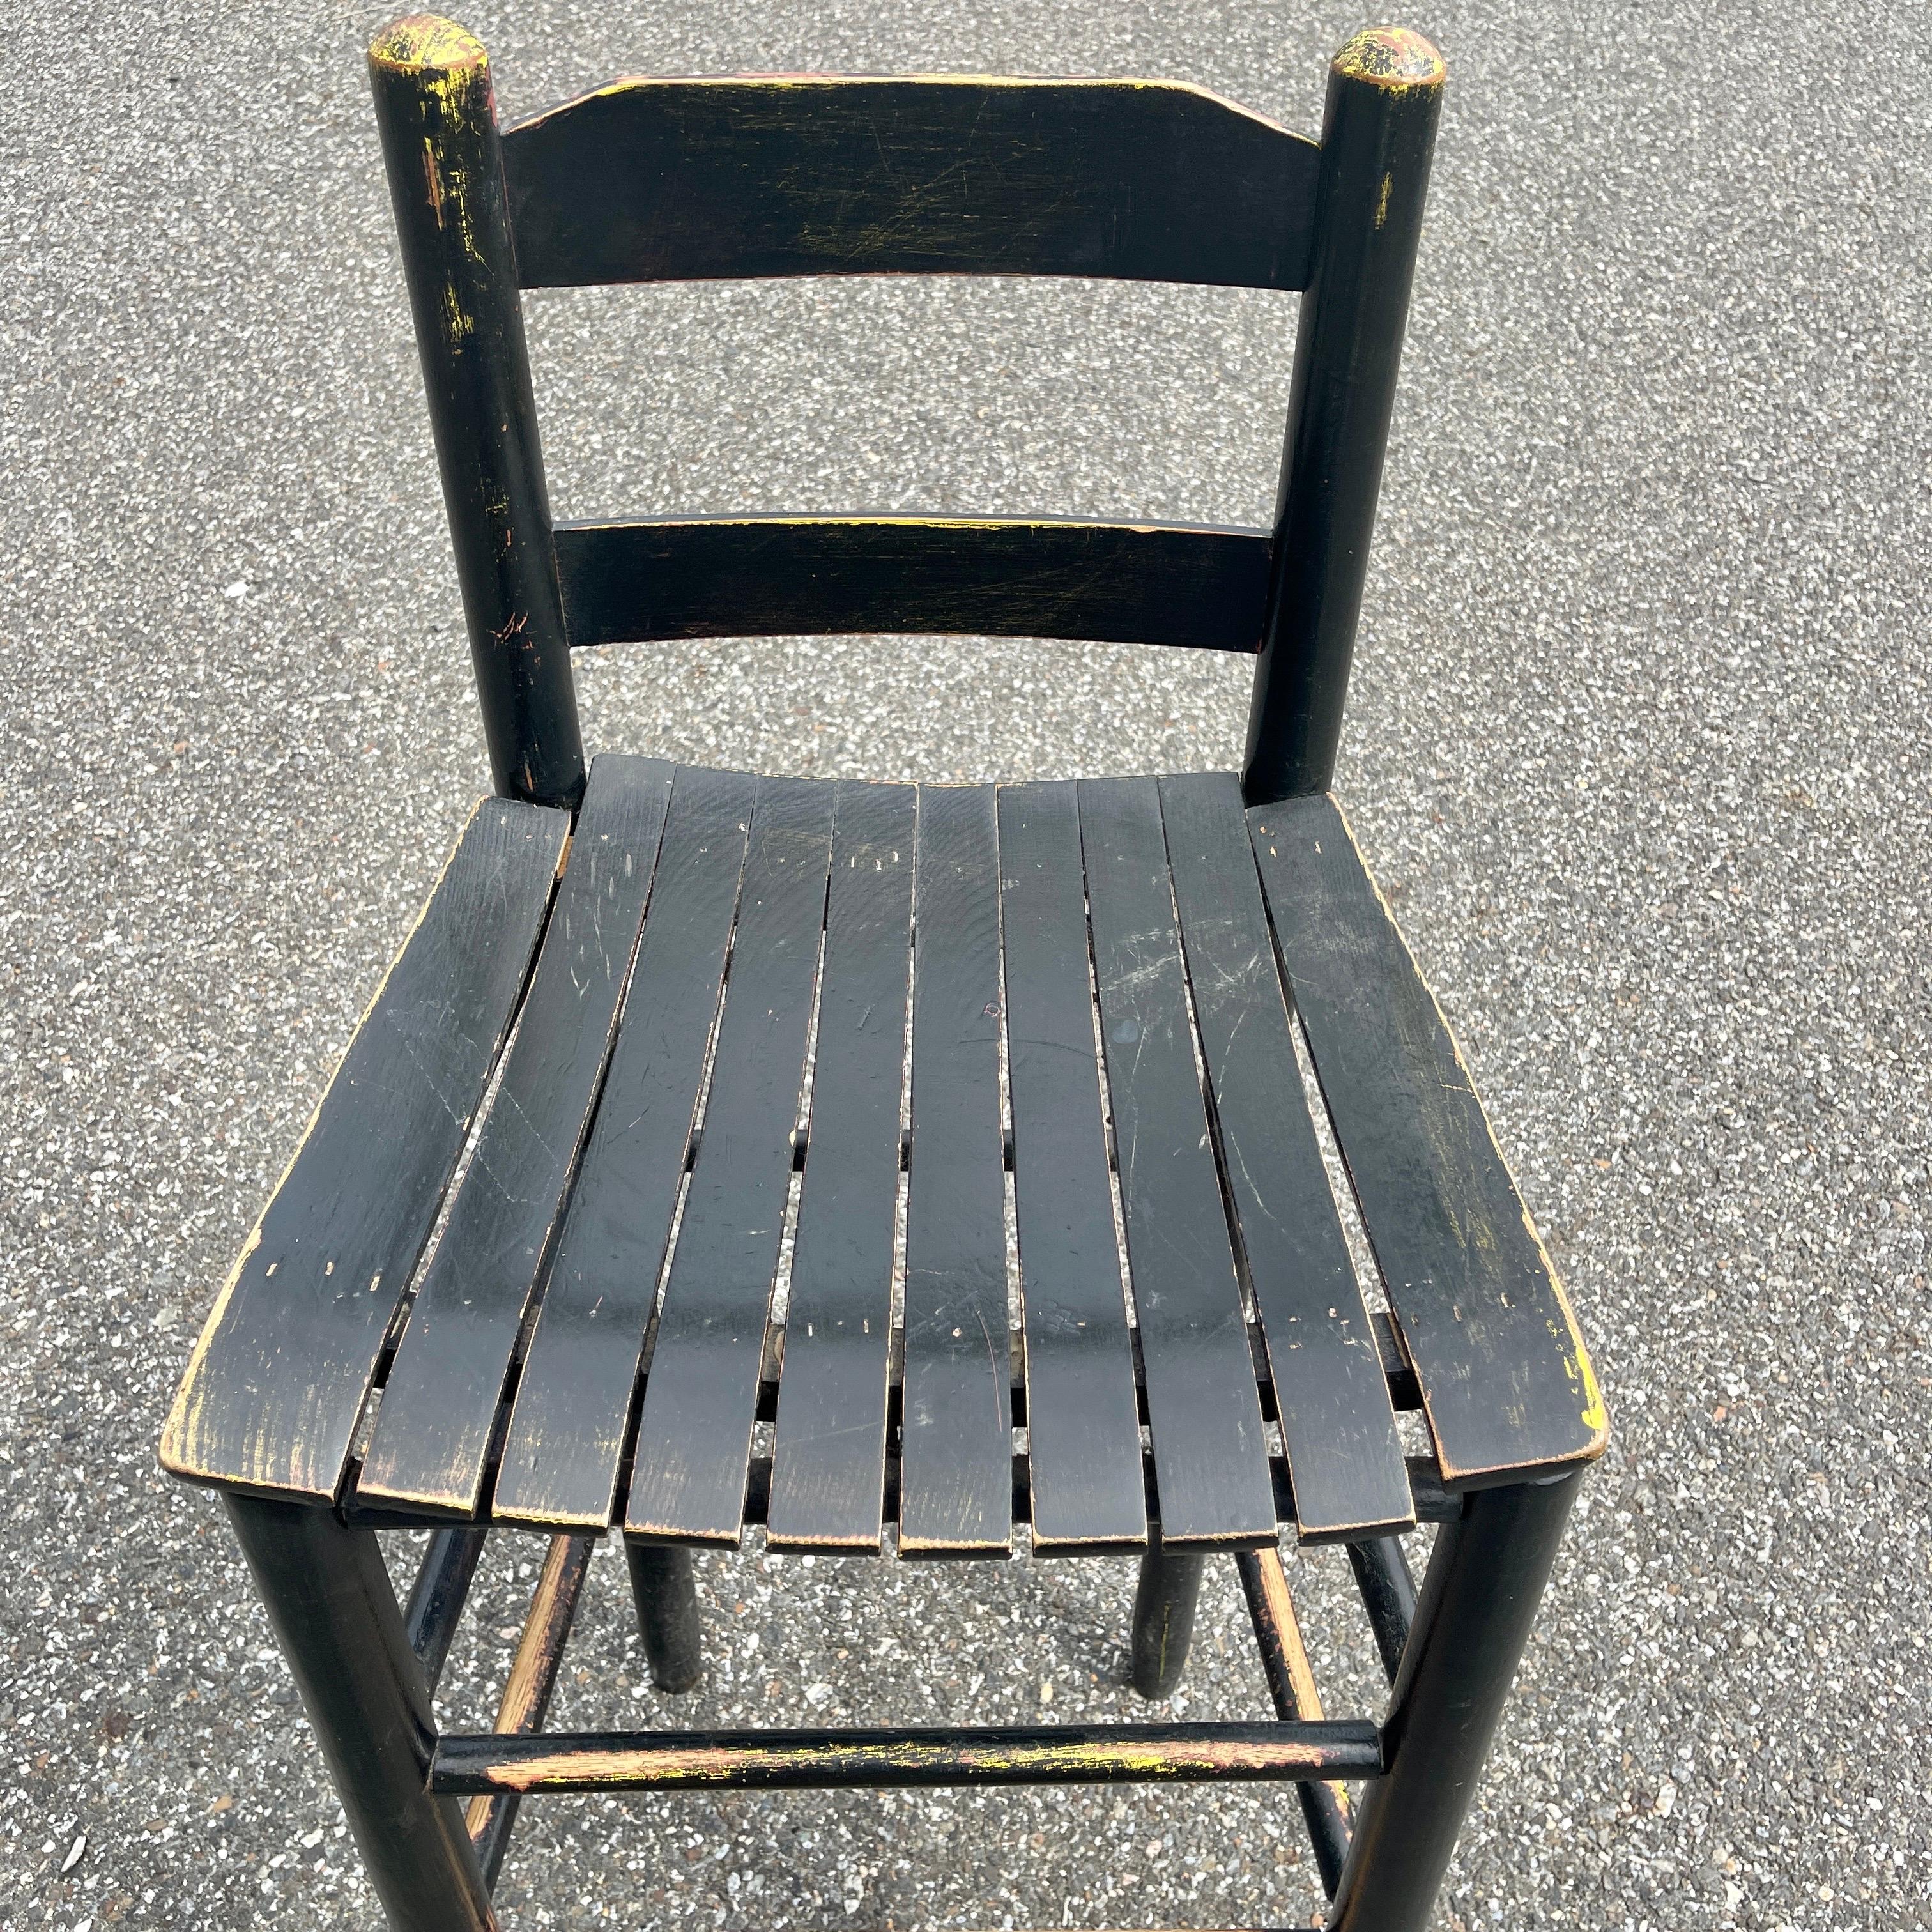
[224,1495,495,1932]
[1130,1537,1206,1699]
[1326,1469,1584,1932]
[1346,1533,1418,1685]
[625,1540,703,1692]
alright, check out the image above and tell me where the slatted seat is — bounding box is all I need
[159,19,1607,1932]
[164,757,1600,1551]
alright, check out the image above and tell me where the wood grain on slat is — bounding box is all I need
[464,1533,597,1885]
[898,786,1013,1557]
[358,756,675,1517]
[996,783,1145,1553]
[493,765,757,1529]
[159,799,568,1500]
[502,77,1318,291]
[625,777,836,1544]
[1248,793,1608,1489]
[1077,778,1275,1547]
[1158,772,1411,1544]
[553,516,1269,654]
[765,782,918,1552]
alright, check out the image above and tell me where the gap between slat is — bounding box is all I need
[988,793,1031,1547]
[1158,845,1295,1476]
[608,793,758,1526]
[345,853,566,1489]
[472,781,689,1518]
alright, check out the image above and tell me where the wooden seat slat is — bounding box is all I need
[995,783,1147,1554]
[765,783,919,1552]
[169,770,1598,1535]
[624,778,838,1545]
[1157,773,1412,1544]
[1077,778,1276,1547]
[358,757,676,1517]
[1248,794,1608,1489]
[493,765,758,1530]
[897,786,1015,1558]
[158,799,569,1501]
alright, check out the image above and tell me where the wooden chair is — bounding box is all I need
[159,17,1607,1931]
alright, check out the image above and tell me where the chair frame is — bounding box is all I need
[188,18,1599,1932]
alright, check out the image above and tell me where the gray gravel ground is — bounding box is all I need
[3,0,1929,1928]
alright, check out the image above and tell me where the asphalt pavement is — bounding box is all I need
[2,1,1928,1928]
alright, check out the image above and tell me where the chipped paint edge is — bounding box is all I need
[157,798,568,1494]
[1322,795,1609,1475]
[502,71,1318,154]
[1331,27,1446,90]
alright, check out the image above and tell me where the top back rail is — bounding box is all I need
[501,77,1321,291]
[367,17,1445,811]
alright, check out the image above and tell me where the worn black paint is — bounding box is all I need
[502,76,1319,290]
[898,786,1013,1557]
[1078,777,1276,1548]
[767,783,918,1551]
[1248,793,1606,1486]
[1242,39,1445,804]
[404,1526,489,1695]
[369,24,585,808]
[625,778,836,1544]
[361,758,675,1518]
[172,769,1591,1555]
[1130,1541,1207,1699]
[553,516,1270,654]
[1157,772,1412,1542]
[167,20,1605,1931]
[625,1542,705,1694]
[159,799,567,1503]
[1234,1547,1352,1898]
[1347,1535,1418,1685]
[226,1497,494,1932]
[469,1535,596,1891]
[494,765,756,1530]
[1329,1474,1582,1932]
[996,783,1146,1554]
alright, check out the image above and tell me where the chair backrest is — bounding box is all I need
[367,17,1445,811]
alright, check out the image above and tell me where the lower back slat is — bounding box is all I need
[554,516,1269,652]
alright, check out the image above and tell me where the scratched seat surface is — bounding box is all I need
[160,756,1605,1552]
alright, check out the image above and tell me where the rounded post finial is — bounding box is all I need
[369,13,489,75]
[1331,26,1446,89]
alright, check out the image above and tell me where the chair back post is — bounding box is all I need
[369,16,586,809]
[1241,29,1445,807]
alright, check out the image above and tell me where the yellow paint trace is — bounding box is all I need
[502,72,1311,150]
[1331,27,1446,90]
[369,13,487,75]
[157,801,494,1489]
[1326,795,1609,1475]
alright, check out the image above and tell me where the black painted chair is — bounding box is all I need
[160,19,1607,1931]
